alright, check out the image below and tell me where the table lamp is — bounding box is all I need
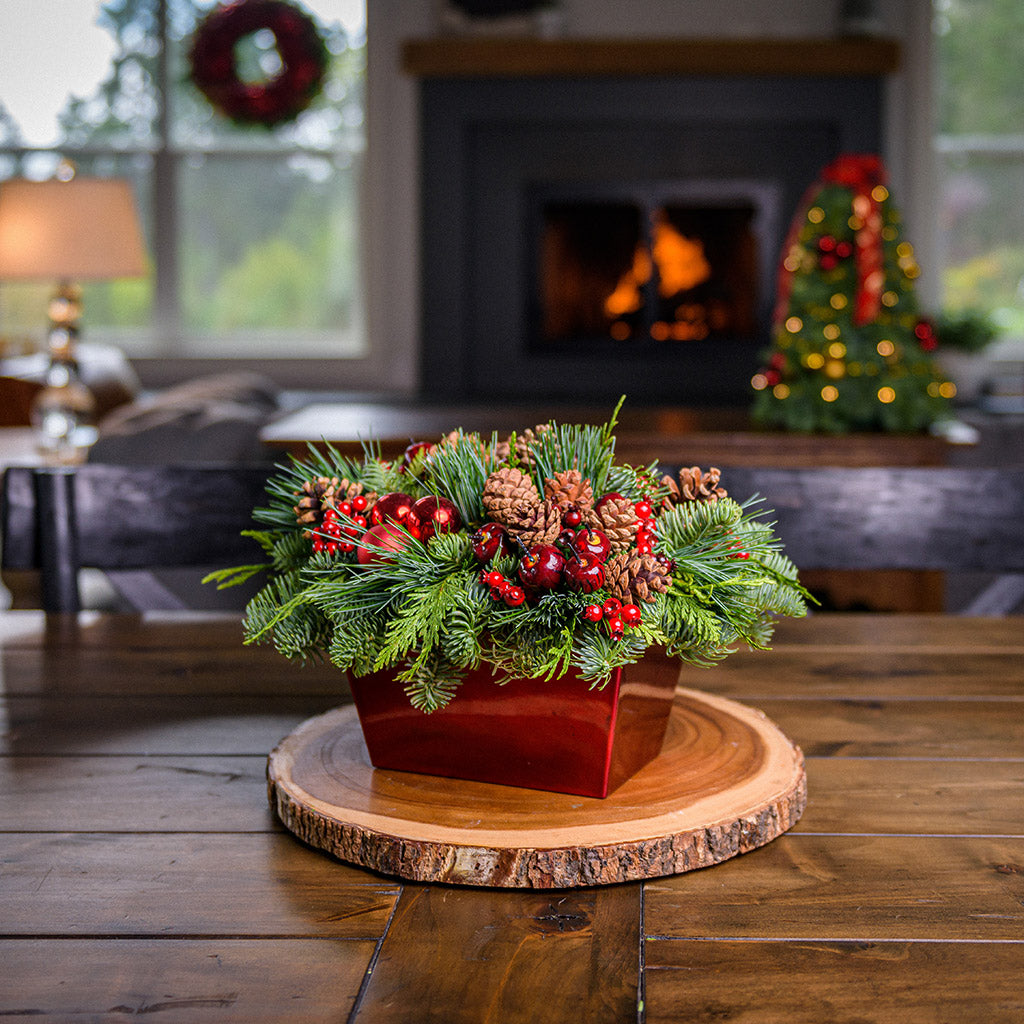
[0,167,147,462]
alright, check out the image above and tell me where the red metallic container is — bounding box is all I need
[347,654,679,798]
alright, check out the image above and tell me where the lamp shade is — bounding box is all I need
[0,176,147,281]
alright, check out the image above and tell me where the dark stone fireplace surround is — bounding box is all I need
[416,54,887,406]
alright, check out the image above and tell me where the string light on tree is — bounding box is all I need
[751,154,954,434]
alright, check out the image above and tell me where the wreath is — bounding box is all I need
[188,0,329,128]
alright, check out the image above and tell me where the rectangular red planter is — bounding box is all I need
[347,653,679,798]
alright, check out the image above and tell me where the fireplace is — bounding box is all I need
[412,39,893,405]
[531,182,778,350]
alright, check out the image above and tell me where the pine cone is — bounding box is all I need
[482,467,540,523]
[496,424,552,467]
[586,495,640,552]
[664,466,728,504]
[543,470,594,515]
[338,477,377,506]
[294,476,340,532]
[503,498,564,548]
[605,551,673,604]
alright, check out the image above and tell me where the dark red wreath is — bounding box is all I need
[188,0,329,128]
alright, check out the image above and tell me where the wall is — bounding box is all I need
[366,0,933,397]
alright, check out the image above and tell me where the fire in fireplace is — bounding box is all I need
[531,183,778,354]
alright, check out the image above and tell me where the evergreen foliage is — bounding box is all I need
[217,406,809,712]
[751,155,956,434]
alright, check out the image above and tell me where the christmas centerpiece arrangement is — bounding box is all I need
[214,403,809,801]
[752,154,956,434]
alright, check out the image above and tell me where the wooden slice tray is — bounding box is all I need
[267,688,806,889]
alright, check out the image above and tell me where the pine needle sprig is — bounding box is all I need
[420,431,491,525]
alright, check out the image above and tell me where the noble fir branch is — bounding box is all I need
[243,572,330,661]
[659,587,725,660]
[374,565,481,676]
[327,610,388,676]
[400,657,463,713]
[439,590,487,669]
[571,627,646,684]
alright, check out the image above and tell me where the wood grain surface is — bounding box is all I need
[1,610,1021,1022]
[267,689,807,888]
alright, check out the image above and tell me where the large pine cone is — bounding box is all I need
[543,470,594,515]
[482,466,541,522]
[663,466,727,504]
[503,498,564,548]
[586,495,640,552]
[605,551,673,604]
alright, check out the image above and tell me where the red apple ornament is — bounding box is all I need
[356,522,413,565]
[408,495,462,541]
[563,553,606,593]
[370,492,415,526]
[518,544,566,590]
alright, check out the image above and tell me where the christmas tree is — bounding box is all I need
[751,154,956,433]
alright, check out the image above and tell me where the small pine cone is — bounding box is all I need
[605,551,673,604]
[676,466,727,503]
[294,475,340,532]
[482,466,540,523]
[587,495,640,552]
[337,477,377,506]
[503,497,564,548]
[543,470,595,515]
[499,423,552,466]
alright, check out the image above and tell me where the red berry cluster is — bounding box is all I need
[582,597,642,641]
[311,496,369,555]
[313,491,464,563]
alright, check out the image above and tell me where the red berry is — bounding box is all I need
[620,603,641,626]
[481,570,504,587]
[607,617,624,641]
[503,586,526,607]
[351,494,368,512]
[602,598,622,619]
[337,500,352,517]
[634,499,653,520]
[636,537,653,555]
[583,604,603,622]
[338,541,356,553]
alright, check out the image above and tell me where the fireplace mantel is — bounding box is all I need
[402,36,901,79]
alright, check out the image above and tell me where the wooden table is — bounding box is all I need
[1,611,1022,1022]
[260,401,951,467]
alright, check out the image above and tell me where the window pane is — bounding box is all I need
[177,152,363,355]
[0,1,159,148]
[934,0,1024,334]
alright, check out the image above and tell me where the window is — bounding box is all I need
[0,0,366,362]
[934,0,1024,336]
